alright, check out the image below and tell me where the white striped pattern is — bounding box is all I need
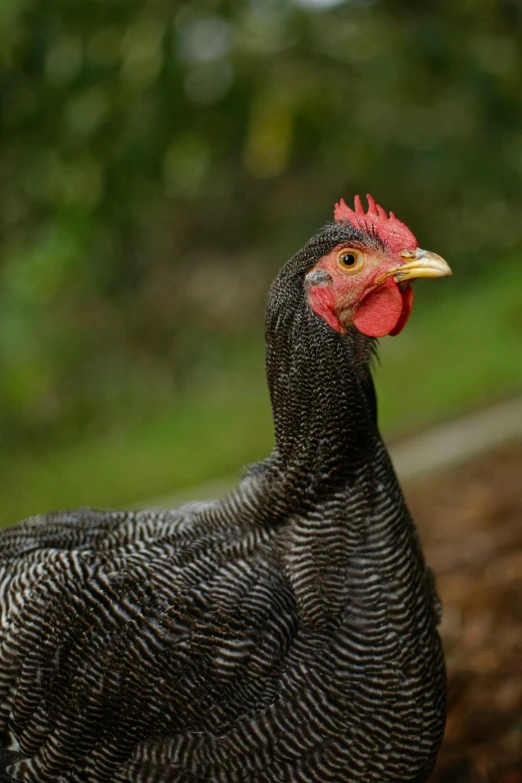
[0,221,446,781]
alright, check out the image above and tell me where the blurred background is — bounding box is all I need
[0,0,521,524]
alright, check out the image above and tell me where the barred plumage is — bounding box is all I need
[0,213,446,782]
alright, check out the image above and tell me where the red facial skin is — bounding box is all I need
[307,243,415,339]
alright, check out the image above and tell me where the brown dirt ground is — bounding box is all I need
[406,440,522,783]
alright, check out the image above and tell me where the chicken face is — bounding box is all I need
[306,195,451,338]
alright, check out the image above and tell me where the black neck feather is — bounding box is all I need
[264,225,381,501]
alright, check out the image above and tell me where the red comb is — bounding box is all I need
[334,194,418,254]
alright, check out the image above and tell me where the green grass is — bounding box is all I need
[377,260,522,433]
[0,262,520,527]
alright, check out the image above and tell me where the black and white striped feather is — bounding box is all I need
[0,222,445,782]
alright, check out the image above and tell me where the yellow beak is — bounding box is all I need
[378,248,452,284]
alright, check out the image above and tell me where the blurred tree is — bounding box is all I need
[0,0,521,444]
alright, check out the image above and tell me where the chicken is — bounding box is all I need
[0,195,451,783]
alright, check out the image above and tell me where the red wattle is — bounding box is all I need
[353,277,404,338]
[389,285,414,336]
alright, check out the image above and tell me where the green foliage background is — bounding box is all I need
[1,0,521,523]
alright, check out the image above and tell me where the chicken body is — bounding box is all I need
[0,217,446,782]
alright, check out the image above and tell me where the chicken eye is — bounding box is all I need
[337,249,363,273]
